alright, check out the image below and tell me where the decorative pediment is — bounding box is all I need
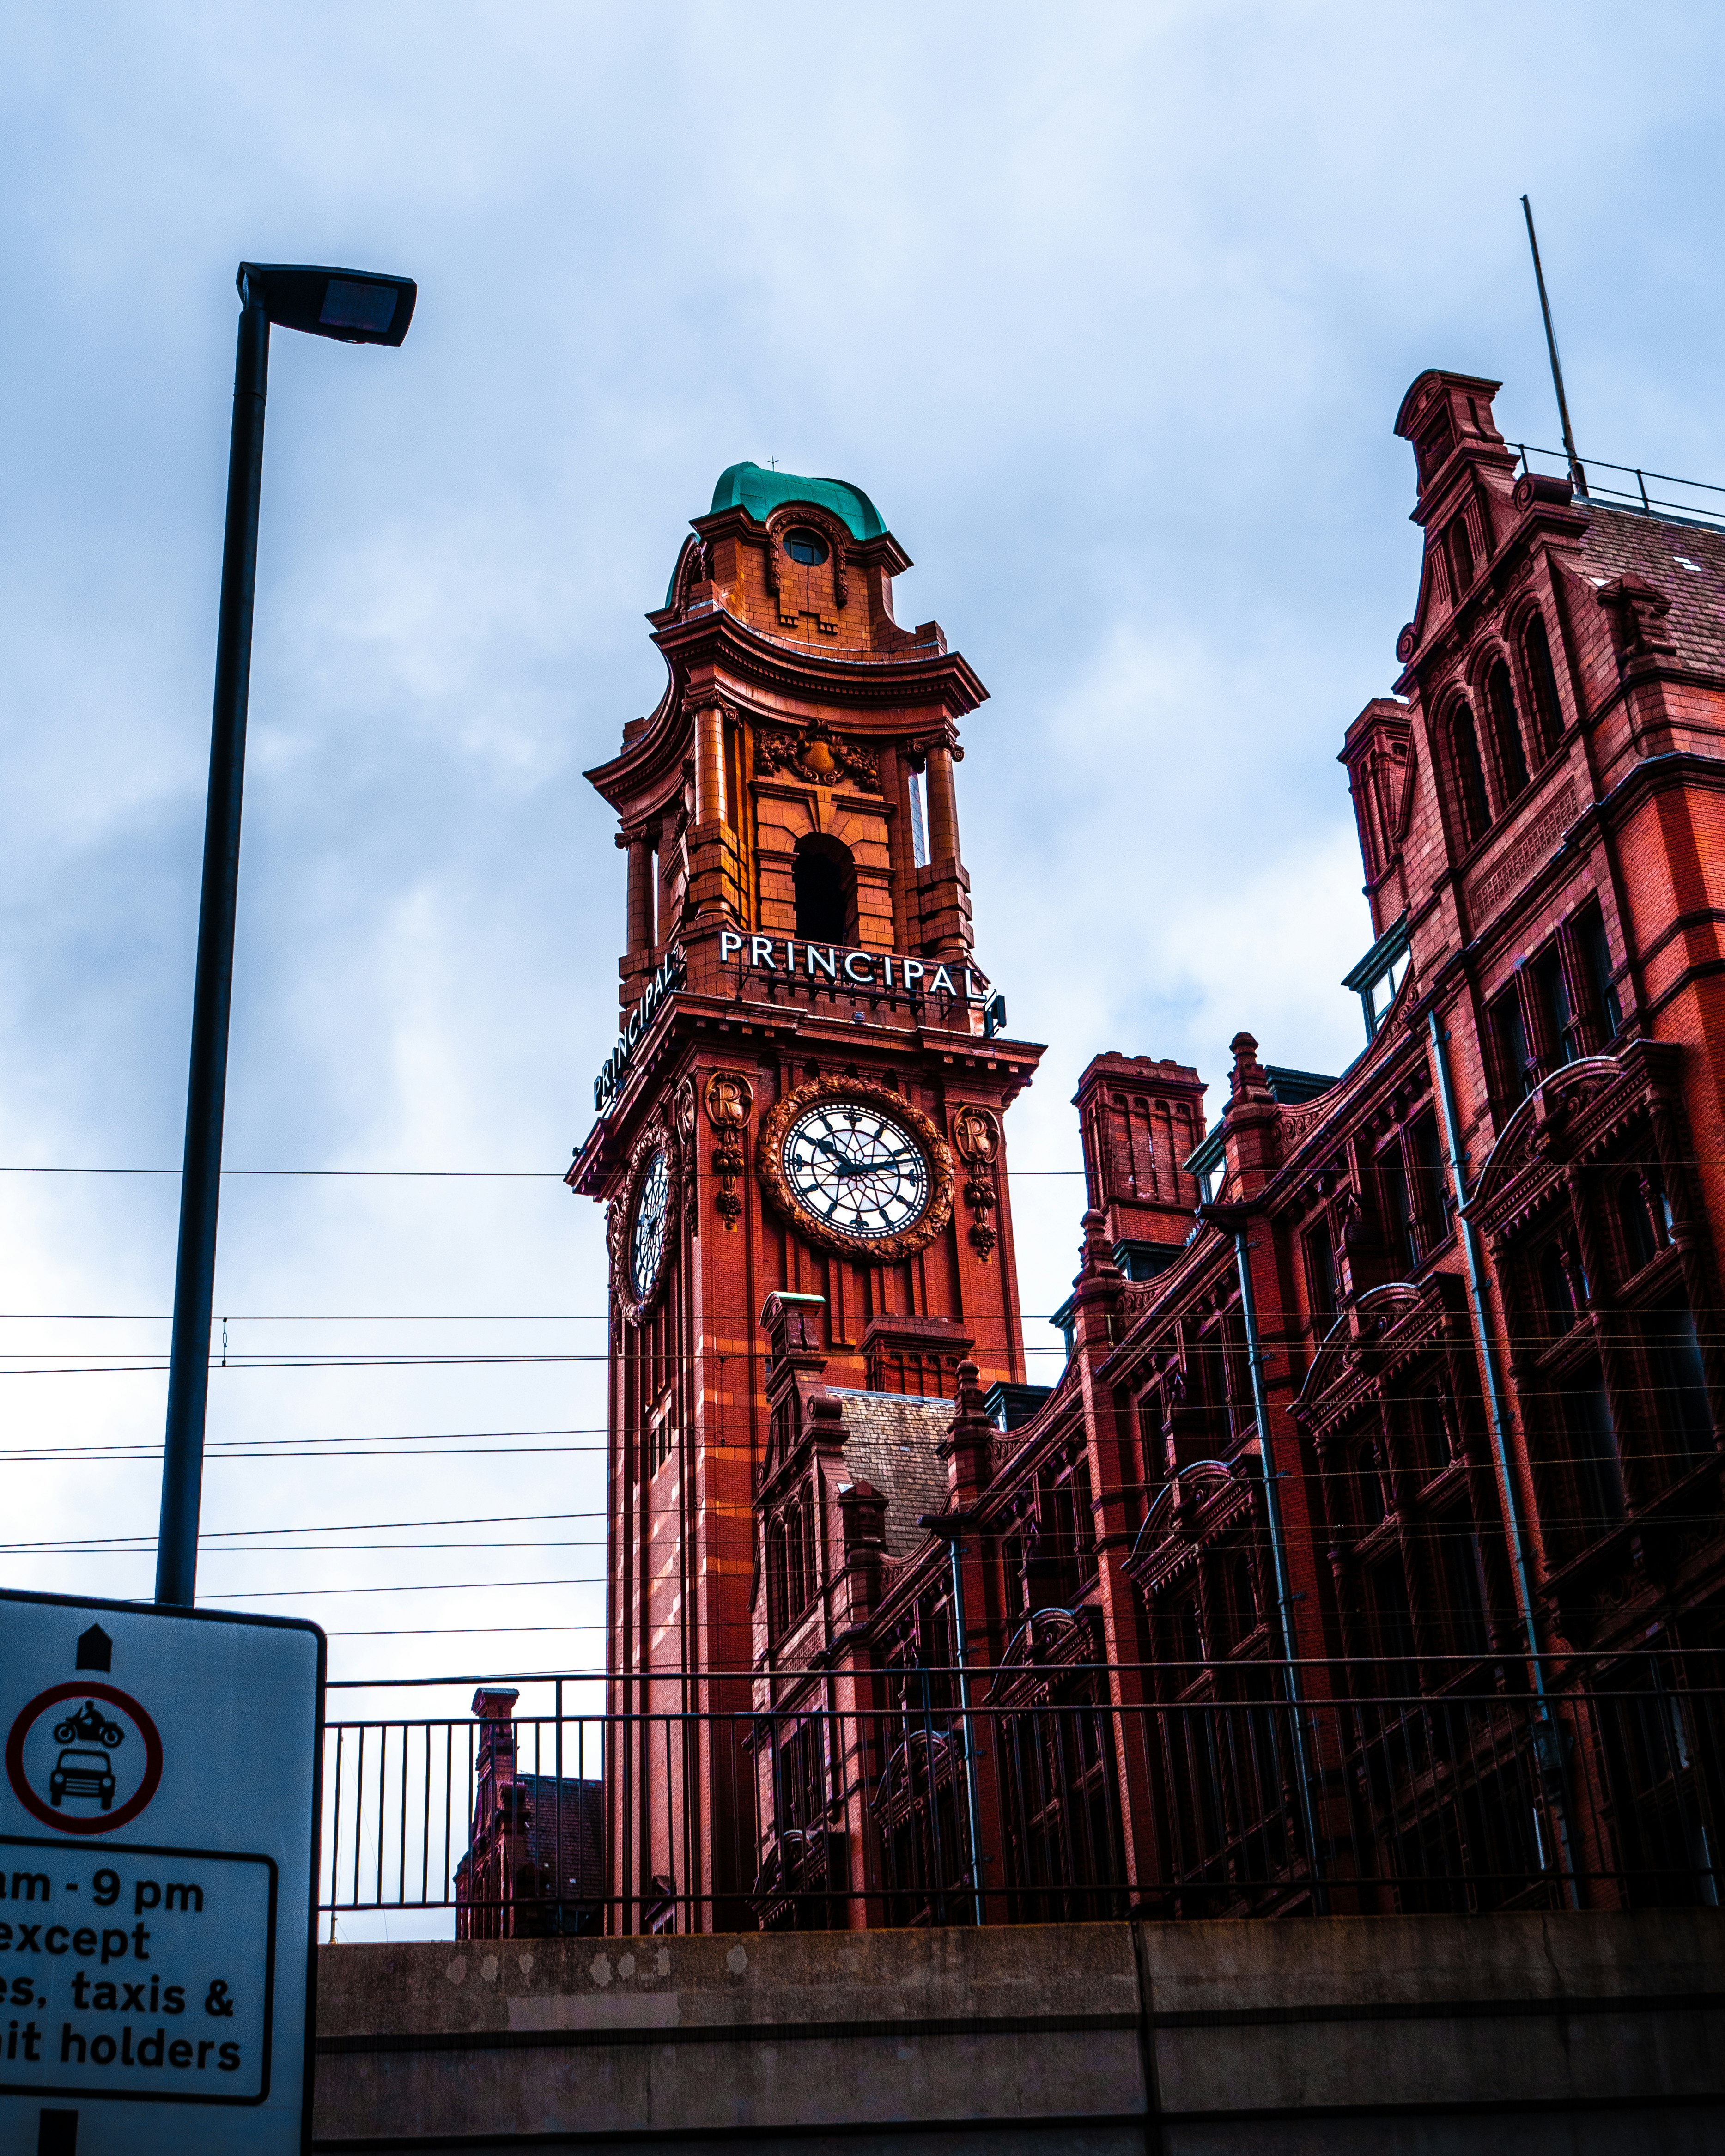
[987,1604,1103,1705]
[1122,1459,1253,1600]
[1466,1054,1650,1239]
[1293,1277,1459,1436]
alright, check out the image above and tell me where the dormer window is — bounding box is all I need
[1342,914,1411,1042]
[784,527,829,566]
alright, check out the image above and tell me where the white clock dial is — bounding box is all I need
[782,1103,929,1240]
[630,1147,670,1300]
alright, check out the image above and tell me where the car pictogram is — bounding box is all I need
[49,1745,116,1810]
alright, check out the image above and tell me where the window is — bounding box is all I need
[1575,903,1622,1042]
[1531,945,1581,1069]
[1538,1239,1579,1331]
[1486,659,1530,803]
[1444,1523,1491,1657]
[1379,1139,1416,1277]
[1304,1216,1338,1330]
[1492,987,1532,1109]
[1447,516,1475,596]
[1563,1365,1626,1537]
[792,834,856,944]
[1366,1555,1418,1690]
[767,1486,820,1640]
[1521,611,1564,757]
[1411,1386,1454,1481]
[1449,702,1492,843]
[1617,1173,1664,1277]
[1644,1294,1714,1464]
[1410,1111,1449,1256]
[784,527,829,566]
[906,765,929,867]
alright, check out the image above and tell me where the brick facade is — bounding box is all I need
[574,383,1725,1929]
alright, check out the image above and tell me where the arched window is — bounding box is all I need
[1520,611,1564,758]
[793,834,856,945]
[1486,658,1530,803]
[1447,701,1492,843]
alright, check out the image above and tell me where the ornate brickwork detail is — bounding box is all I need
[703,1070,753,1231]
[762,504,850,627]
[674,1076,699,1235]
[951,1102,1001,1261]
[754,721,881,793]
[756,1076,955,1261]
[1465,778,1577,919]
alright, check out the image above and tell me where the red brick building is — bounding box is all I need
[572,379,1725,1929]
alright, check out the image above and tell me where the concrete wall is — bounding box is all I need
[312,1912,1725,2153]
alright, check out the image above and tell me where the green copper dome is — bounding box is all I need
[708,461,887,543]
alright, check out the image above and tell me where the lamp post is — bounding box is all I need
[155,263,417,1608]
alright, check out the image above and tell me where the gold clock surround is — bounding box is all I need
[756,1075,954,1260]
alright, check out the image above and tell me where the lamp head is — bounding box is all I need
[237,263,417,346]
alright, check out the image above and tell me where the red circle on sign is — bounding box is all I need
[6,1681,164,1835]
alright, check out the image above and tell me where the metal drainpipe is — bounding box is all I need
[1231,1228,1328,1909]
[1426,1008,1580,1906]
[943,1529,989,1929]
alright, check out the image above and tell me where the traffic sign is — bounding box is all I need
[0,1589,322,2156]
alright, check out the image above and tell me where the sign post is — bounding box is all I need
[0,1590,322,2156]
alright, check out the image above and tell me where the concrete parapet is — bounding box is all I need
[313,1912,1725,2152]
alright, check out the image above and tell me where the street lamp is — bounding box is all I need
[155,263,417,1607]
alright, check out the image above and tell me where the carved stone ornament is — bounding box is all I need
[616,1118,680,1327]
[754,722,881,794]
[756,1075,955,1262]
[762,504,849,621]
[951,1103,1001,1262]
[674,1076,699,1235]
[703,1070,754,1232]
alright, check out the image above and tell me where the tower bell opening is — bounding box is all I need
[794,834,857,945]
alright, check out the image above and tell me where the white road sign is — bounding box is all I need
[0,1589,322,2156]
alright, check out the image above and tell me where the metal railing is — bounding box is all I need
[1514,443,1725,531]
[319,1656,1725,1936]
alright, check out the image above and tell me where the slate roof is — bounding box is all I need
[832,1389,954,1557]
[1582,503,1725,675]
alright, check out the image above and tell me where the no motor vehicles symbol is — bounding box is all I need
[6,1685,165,1837]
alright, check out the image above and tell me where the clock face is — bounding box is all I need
[782,1102,930,1241]
[630,1147,671,1300]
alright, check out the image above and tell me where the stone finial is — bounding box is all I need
[939,1358,995,1503]
[1076,1207,1121,1281]
[1228,1032,1271,1103]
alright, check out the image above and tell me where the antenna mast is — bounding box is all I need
[1521,194,1588,498]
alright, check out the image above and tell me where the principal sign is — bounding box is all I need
[592,936,1004,1115]
[0,1589,323,2156]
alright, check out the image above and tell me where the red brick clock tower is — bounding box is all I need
[567,462,1043,1931]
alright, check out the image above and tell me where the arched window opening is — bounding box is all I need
[793,834,856,945]
[1486,658,1530,803]
[1447,702,1491,843]
[1521,611,1564,758]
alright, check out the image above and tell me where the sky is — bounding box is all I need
[4,1,1725,1925]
